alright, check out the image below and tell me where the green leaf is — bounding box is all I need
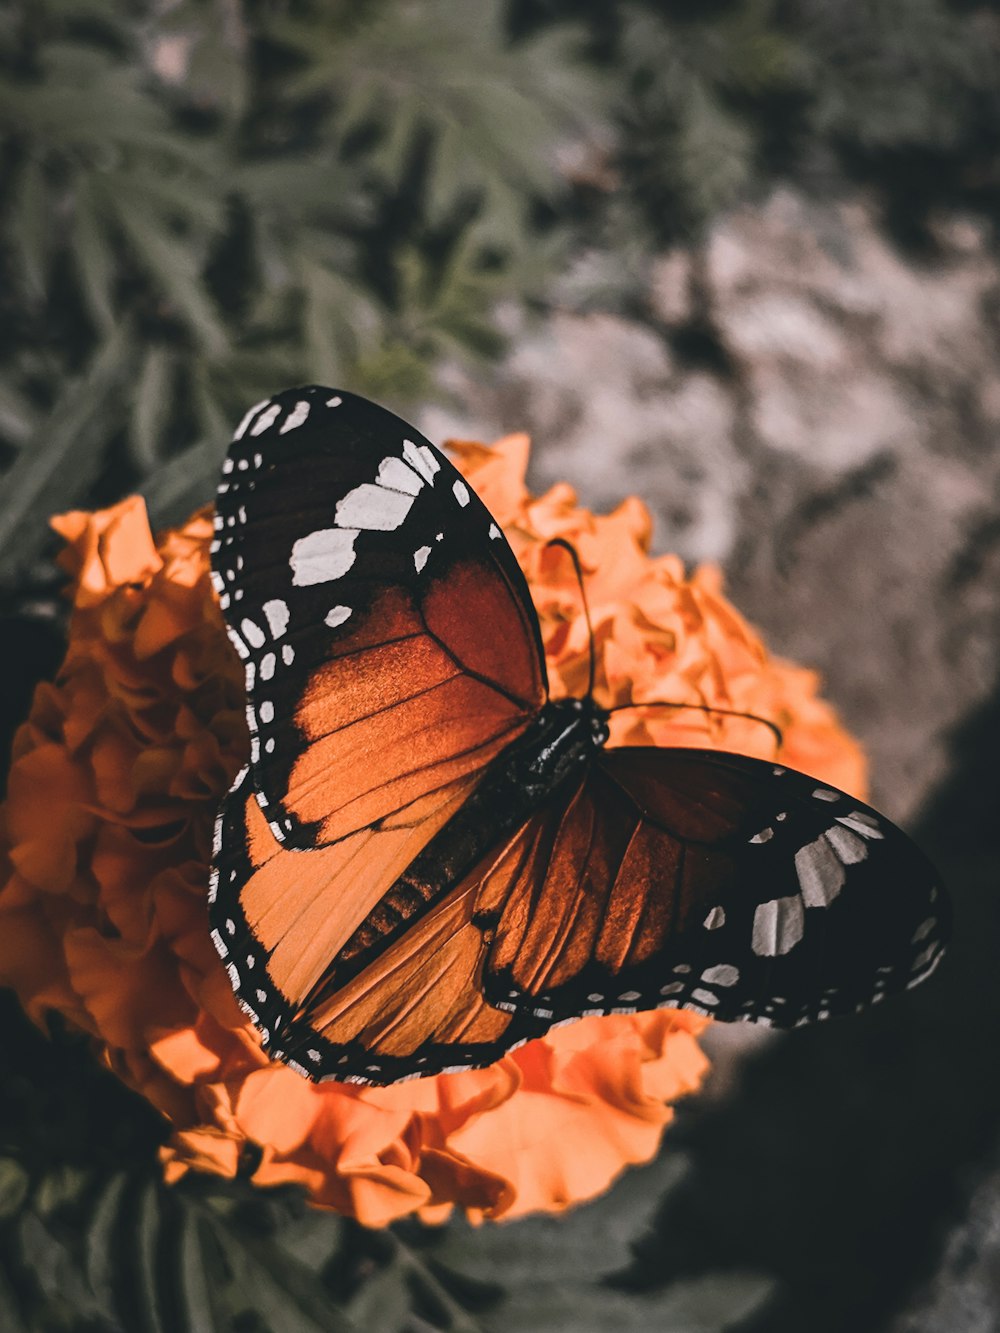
[0,1264,28,1333]
[0,379,38,448]
[177,1210,228,1333]
[0,323,137,582]
[431,1152,775,1332]
[0,1159,29,1221]
[272,0,604,223]
[140,436,223,524]
[11,156,49,302]
[71,176,118,334]
[114,198,228,355]
[153,0,250,123]
[344,1256,412,1333]
[136,1179,170,1333]
[219,1221,358,1333]
[84,1173,128,1319]
[130,346,176,471]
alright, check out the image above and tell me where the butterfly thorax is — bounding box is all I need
[508,696,610,797]
[301,698,609,1007]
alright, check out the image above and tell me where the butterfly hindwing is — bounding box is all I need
[211,387,547,851]
[210,761,486,1033]
[478,749,948,1028]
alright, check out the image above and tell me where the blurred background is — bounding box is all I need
[2,1,1000,1329]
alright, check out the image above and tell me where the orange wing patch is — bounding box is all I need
[282,567,544,844]
[237,772,480,1007]
[308,880,512,1061]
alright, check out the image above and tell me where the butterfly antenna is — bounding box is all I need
[609,700,784,752]
[546,538,596,700]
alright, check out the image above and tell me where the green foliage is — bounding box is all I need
[0,1147,774,1332]
[429,1151,775,1331]
[0,0,600,580]
[614,0,800,237]
[510,0,1000,252]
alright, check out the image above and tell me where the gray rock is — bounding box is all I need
[423,187,1000,823]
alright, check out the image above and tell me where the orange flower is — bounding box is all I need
[0,432,865,1225]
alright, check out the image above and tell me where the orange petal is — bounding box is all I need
[235,1066,323,1155]
[52,497,163,606]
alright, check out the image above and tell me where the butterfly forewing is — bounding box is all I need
[211,387,547,851]
[478,749,948,1027]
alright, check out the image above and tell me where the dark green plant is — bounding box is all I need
[0,0,601,582]
[0,1144,775,1331]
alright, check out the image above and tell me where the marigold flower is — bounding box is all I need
[0,433,866,1225]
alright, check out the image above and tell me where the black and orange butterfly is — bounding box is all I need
[208,386,947,1086]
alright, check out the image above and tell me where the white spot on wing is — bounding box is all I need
[282,644,295,665]
[290,528,359,585]
[836,810,883,840]
[752,896,805,956]
[691,988,719,1006]
[912,942,939,972]
[376,456,423,496]
[326,395,342,407]
[241,618,265,649]
[912,917,936,943]
[402,439,440,484]
[823,822,867,865]
[702,963,739,987]
[250,403,281,436]
[452,479,470,506]
[279,399,310,433]
[704,906,726,930]
[750,827,773,844]
[489,522,501,540]
[234,399,270,441]
[259,652,275,681]
[813,787,839,802]
[335,483,414,531]
[262,599,289,639]
[259,700,274,723]
[795,836,846,908]
[413,544,432,573]
[325,605,352,628]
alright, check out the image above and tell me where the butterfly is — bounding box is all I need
[207,386,948,1086]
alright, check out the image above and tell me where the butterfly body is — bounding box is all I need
[208,387,948,1086]
[329,695,610,947]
